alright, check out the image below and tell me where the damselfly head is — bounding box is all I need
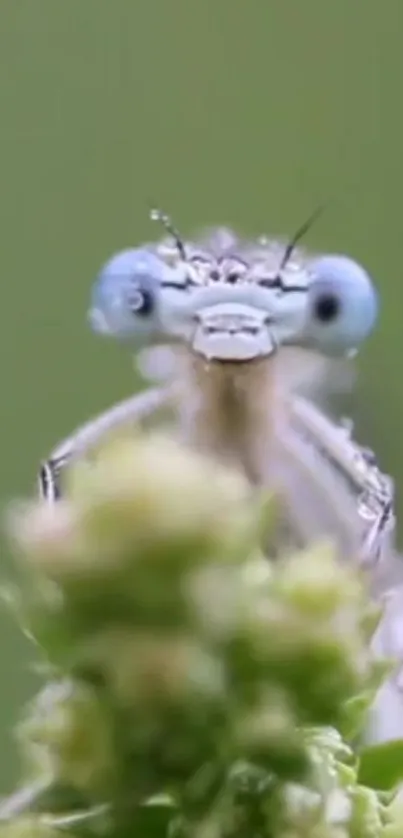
[88,214,379,365]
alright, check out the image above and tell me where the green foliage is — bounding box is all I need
[1,431,403,837]
[359,740,403,791]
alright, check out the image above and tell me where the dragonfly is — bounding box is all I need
[38,210,403,742]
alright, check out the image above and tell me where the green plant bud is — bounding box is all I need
[68,434,257,565]
[272,542,365,619]
[9,435,261,615]
[19,680,117,800]
[232,691,308,780]
[4,428,397,838]
[350,786,385,837]
[79,628,226,712]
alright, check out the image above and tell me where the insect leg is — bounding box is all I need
[38,386,172,502]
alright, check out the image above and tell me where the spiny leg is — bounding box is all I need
[285,394,397,583]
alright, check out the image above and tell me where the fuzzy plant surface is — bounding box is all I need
[0,430,402,838]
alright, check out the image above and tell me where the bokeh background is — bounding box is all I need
[0,0,402,789]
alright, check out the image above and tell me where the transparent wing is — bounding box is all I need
[273,346,356,409]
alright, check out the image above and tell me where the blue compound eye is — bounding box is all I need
[303,255,379,355]
[88,248,169,342]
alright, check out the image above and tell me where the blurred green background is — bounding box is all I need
[0,0,402,789]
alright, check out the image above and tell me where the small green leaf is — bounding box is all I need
[358,740,403,790]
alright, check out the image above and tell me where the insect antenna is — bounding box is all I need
[150,207,187,261]
[278,203,326,273]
